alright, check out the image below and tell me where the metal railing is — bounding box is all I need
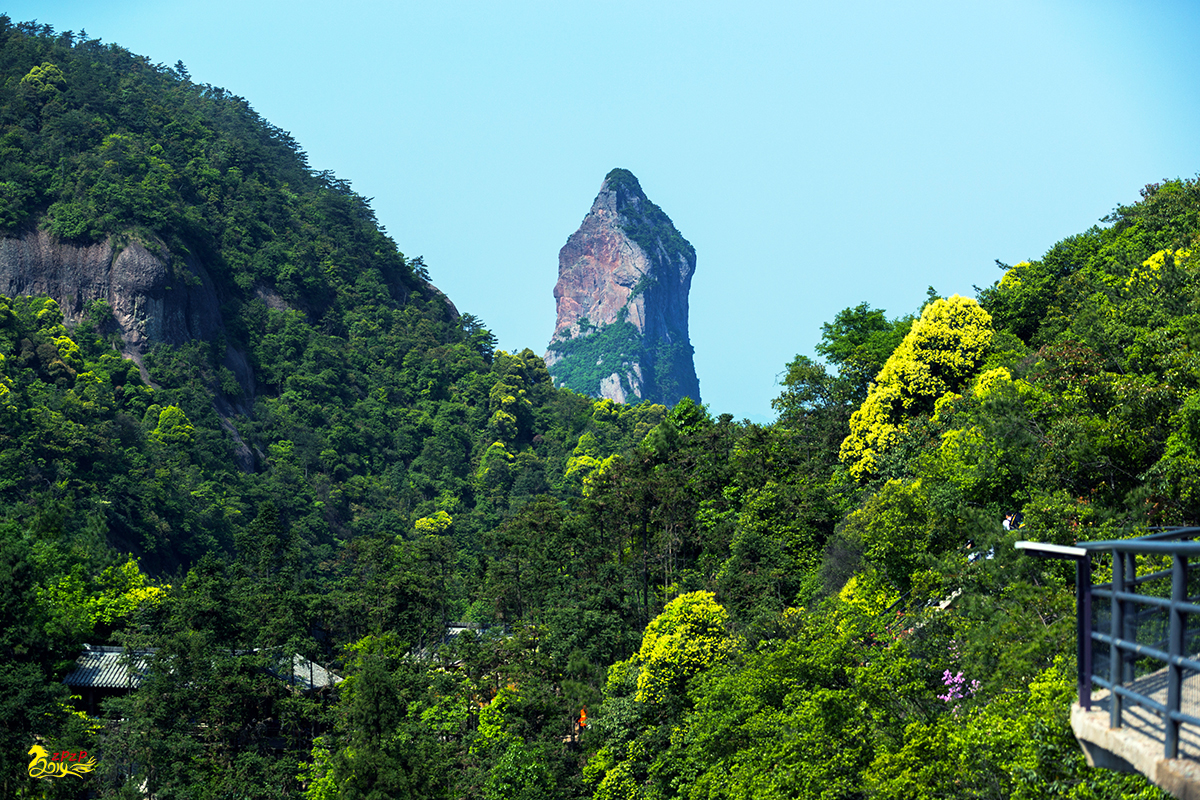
[1019,527,1200,760]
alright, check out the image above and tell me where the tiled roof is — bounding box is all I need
[62,645,340,692]
[268,653,342,691]
[62,645,151,689]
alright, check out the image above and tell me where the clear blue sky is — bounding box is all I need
[11,1,1200,421]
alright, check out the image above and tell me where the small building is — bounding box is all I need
[63,644,342,716]
[62,644,151,716]
[265,651,342,692]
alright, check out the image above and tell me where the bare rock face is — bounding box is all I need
[0,230,223,353]
[0,229,259,468]
[545,169,700,405]
[0,230,255,404]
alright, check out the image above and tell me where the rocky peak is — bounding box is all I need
[545,169,700,406]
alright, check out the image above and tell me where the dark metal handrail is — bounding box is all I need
[1017,528,1200,760]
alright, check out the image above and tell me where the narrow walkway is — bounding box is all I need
[1073,670,1200,800]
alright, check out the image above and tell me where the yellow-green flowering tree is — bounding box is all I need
[840,295,993,479]
[38,558,166,642]
[20,62,66,94]
[414,510,453,536]
[586,592,740,800]
[633,591,739,706]
[150,404,195,447]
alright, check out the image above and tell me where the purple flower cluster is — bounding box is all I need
[936,669,980,703]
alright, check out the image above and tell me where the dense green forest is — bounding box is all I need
[0,15,1195,800]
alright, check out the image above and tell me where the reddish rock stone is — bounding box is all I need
[545,170,699,406]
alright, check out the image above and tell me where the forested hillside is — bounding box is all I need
[0,16,1195,800]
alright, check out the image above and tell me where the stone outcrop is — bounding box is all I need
[545,169,700,406]
[0,230,259,467]
[0,230,460,466]
[0,229,223,354]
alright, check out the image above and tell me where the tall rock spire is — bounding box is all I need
[544,169,700,405]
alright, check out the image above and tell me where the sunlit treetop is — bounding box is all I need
[840,295,993,480]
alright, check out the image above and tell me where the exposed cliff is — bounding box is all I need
[0,230,221,351]
[0,229,253,389]
[0,229,268,468]
[545,169,700,405]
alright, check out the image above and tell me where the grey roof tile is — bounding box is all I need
[62,645,151,689]
[63,645,341,692]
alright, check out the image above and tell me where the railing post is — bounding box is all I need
[1167,554,1186,759]
[1111,547,1124,728]
[1077,555,1093,710]
[1123,551,1137,686]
